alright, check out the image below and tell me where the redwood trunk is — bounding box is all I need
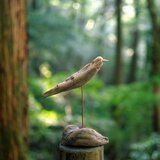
[0,0,28,159]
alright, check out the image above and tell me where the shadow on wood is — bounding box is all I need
[59,144,104,160]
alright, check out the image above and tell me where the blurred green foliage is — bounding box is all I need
[28,73,159,160]
[27,0,160,160]
[129,134,160,160]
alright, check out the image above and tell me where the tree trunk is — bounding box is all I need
[147,0,160,133]
[127,1,139,83]
[96,0,107,80]
[114,0,123,85]
[97,0,107,57]
[0,0,28,159]
[31,0,38,10]
[110,1,123,159]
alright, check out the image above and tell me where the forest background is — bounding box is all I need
[0,0,160,160]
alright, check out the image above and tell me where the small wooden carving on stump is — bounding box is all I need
[59,125,108,160]
[44,56,109,160]
[61,125,108,147]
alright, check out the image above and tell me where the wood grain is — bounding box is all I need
[59,144,104,160]
[44,56,108,97]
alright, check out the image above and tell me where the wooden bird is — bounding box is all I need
[43,56,108,97]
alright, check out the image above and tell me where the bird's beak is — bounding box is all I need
[103,58,109,62]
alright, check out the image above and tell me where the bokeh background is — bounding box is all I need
[27,0,160,160]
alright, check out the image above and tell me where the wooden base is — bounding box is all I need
[59,144,104,160]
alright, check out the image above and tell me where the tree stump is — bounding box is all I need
[59,125,108,160]
[59,144,104,160]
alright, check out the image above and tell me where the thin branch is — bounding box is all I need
[81,86,84,128]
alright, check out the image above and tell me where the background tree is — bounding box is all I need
[147,0,160,132]
[0,0,28,159]
[114,0,123,84]
[127,1,139,83]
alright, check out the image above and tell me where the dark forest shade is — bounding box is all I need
[0,0,28,159]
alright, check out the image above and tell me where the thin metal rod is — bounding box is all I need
[81,86,84,128]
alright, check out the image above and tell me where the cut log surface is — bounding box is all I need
[59,144,104,160]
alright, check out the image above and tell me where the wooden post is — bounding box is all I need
[59,144,104,160]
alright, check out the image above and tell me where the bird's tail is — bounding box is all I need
[43,89,55,98]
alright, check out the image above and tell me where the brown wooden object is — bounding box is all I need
[59,144,104,160]
[59,125,108,160]
[0,0,28,159]
[61,125,108,147]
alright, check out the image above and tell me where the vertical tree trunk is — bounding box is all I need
[31,0,38,10]
[128,30,139,83]
[128,1,139,83]
[96,0,107,80]
[110,1,123,159]
[97,0,107,57]
[0,0,28,159]
[79,0,87,30]
[147,0,160,133]
[114,0,123,85]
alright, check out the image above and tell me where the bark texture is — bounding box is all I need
[0,0,28,159]
[147,0,160,132]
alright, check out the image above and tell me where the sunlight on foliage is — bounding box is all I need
[122,4,135,21]
[37,110,59,126]
[85,19,95,31]
[39,63,52,78]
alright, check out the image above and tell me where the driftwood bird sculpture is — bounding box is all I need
[44,56,108,97]
[43,56,108,127]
